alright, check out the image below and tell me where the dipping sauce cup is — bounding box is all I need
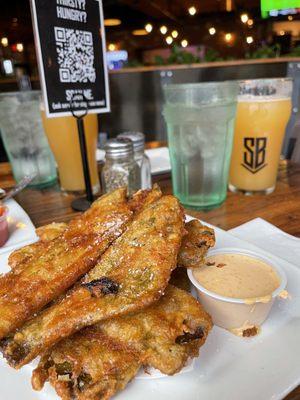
[188,248,287,335]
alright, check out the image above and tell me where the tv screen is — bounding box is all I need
[261,0,300,17]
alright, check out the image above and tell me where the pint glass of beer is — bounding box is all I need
[229,78,292,194]
[41,109,100,193]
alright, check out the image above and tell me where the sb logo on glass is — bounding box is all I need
[241,137,268,174]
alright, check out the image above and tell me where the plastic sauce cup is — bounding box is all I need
[188,248,287,332]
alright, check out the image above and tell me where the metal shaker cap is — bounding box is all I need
[104,138,134,159]
[118,132,145,152]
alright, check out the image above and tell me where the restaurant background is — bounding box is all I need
[0,0,300,162]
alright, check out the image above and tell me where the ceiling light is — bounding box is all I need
[181,39,188,48]
[246,36,254,44]
[145,23,153,33]
[132,29,149,36]
[108,43,116,51]
[16,43,23,52]
[226,0,233,12]
[160,25,168,35]
[240,13,249,23]
[104,19,121,27]
[225,33,232,42]
[1,37,8,47]
[166,36,173,45]
[288,15,293,21]
[279,30,285,36]
[188,6,197,16]
[247,19,254,26]
[209,27,216,35]
[171,30,178,38]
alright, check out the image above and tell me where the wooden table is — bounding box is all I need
[0,159,299,399]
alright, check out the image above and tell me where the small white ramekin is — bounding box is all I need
[188,248,287,331]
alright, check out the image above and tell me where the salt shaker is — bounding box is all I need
[101,138,141,195]
[118,132,152,189]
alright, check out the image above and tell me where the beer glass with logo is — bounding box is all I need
[229,78,292,194]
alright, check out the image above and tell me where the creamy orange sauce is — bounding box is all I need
[194,253,280,299]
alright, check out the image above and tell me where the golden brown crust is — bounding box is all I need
[128,184,162,213]
[3,194,181,368]
[35,222,68,241]
[36,330,140,400]
[178,220,215,269]
[32,285,212,400]
[8,223,68,271]
[242,327,259,337]
[0,188,132,341]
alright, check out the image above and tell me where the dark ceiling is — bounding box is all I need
[0,0,261,43]
[0,0,297,58]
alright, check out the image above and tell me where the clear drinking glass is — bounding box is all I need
[229,78,292,194]
[0,91,57,188]
[163,81,238,210]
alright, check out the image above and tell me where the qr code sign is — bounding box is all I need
[54,27,96,83]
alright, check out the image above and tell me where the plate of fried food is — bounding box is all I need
[0,185,299,400]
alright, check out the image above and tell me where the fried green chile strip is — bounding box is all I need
[8,223,68,271]
[32,331,140,400]
[0,188,134,341]
[32,285,212,400]
[3,193,181,369]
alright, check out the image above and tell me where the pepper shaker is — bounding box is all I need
[118,132,152,190]
[101,138,141,195]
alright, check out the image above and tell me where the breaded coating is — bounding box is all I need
[35,222,68,241]
[8,223,68,271]
[178,220,215,269]
[8,185,162,273]
[2,195,184,368]
[10,217,211,275]
[32,286,212,400]
[0,188,132,341]
[33,332,140,400]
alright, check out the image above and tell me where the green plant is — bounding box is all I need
[203,48,223,62]
[124,59,143,68]
[287,46,300,57]
[154,55,165,65]
[166,45,200,64]
[246,44,281,59]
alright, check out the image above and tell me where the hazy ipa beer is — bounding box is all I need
[41,110,100,193]
[229,79,292,194]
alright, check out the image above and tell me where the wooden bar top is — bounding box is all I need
[0,157,299,399]
[1,159,300,237]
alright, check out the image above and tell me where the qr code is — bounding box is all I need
[54,26,96,83]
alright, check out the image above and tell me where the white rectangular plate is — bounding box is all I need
[0,199,37,256]
[0,217,299,400]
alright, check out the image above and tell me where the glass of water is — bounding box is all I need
[163,81,238,210]
[0,91,57,188]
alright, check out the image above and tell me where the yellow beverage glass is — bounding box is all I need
[41,110,100,193]
[229,78,292,194]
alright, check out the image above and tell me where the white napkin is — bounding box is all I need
[229,217,300,267]
[97,147,171,175]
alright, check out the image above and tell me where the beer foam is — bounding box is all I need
[238,95,290,103]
